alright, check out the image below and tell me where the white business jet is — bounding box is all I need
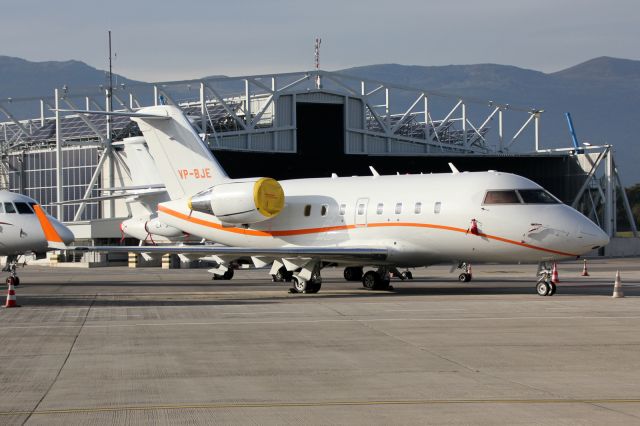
[71,105,608,296]
[0,190,75,285]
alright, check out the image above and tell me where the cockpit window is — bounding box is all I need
[4,202,16,214]
[14,202,34,214]
[483,190,520,204]
[517,189,559,204]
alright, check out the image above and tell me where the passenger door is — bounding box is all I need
[355,198,368,227]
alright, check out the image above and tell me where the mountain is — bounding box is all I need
[0,56,142,117]
[1,55,639,184]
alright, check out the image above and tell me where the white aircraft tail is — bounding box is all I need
[131,105,228,200]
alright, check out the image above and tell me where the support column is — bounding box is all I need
[604,147,614,237]
[54,89,63,220]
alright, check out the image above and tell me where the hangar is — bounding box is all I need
[0,69,635,255]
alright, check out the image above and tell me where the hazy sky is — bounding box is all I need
[2,0,638,81]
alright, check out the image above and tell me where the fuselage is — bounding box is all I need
[157,171,609,266]
[0,190,74,256]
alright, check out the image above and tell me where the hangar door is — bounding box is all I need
[296,102,344,159]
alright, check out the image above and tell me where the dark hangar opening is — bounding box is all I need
[296,102,344,161]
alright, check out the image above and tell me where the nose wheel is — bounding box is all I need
[536,263,556,296]
[2,256,21,286]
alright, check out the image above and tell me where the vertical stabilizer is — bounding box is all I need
[132,105,228,199]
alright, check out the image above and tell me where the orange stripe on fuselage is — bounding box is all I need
[33,204,63,243]
[158,205,577,257]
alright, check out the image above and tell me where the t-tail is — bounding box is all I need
[131,105,229,200]
[33,204,69,250]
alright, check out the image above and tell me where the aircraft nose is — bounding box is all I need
[578,218,609,250]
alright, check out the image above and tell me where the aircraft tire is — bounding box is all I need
[401,271,413,280]
[292,276,308,293]
[548,282,557,296]
[536,281,550,296]
[458,273,471,283]
[374,279,391,291]
[362,271,378,289]
[344,267,363,281]
[223,269,234,280]
[307,283,321,294]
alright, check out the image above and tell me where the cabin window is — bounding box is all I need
[321,204,328,216]
[483,190,520,205]
[4,202,16,214]
[376,203,384,215]
[357,203,365,215]
[339,204,346,215]
[304,205,311,216]
[517,189,559,204]
[414,202,422,214]
[395,202,402,214]
[434,202,441,214]
[15,202,34,214]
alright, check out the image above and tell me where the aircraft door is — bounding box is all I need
[355,198,369,227]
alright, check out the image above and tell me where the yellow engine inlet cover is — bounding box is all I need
[253,177,285,218]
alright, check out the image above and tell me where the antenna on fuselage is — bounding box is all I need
[369,166,380,177]
[448,163,460,174]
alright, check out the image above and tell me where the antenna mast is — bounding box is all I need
[314,37,322,89]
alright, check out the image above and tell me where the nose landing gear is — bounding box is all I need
[2,256,21,287]
[536,263,556,296]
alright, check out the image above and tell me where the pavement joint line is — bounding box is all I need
[3,398,640,416]
[3,314,640,330]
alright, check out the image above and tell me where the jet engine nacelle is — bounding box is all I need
[122,215,184,240]
[188,177,285,224]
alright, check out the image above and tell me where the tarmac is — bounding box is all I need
[0,257,639,425]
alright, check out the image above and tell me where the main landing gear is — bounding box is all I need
[361,267,394,291]
[2,255,21,287]
[343,266,363,282]
[536,262,556,296]
[212,268,234,280]
[291,271,322,294]
[272,266,294,283]
[457,262,472,283]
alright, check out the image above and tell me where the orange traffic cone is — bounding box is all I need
[612,271,624,298]
[4,280,20,308]
[551,263,560,284]
[581,259,590,276]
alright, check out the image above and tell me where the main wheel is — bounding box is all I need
[307,283,322,294]
[222,269,234,280]
[362,271,379,289]
[536,281,550,296]
[401,271,413,280]
[458,273,471,283]
[344,267,363,281]
[375,279,391,291]
[548,282,557,296]
[292,276,309,293]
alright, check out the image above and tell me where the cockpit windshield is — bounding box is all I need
[483,189,560,205]
[517,189,559,204]
[483,190,519,204]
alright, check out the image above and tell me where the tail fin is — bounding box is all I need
[32,204,67,250]
[132,105,228,200]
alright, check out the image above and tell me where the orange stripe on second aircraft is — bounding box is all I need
[158,205,577,257]
[32,204,63,243]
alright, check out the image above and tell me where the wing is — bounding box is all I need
[71,244,389,264]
